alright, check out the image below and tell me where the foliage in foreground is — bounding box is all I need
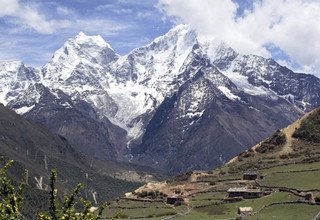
[0,159,106,220]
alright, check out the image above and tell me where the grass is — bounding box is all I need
[196,174,242,182]
[189,192,225,207]
[175,192,301,220]
[258,170,320,190]
[198,192,299,218]
[98,161,320,219]
[247,203,320,220]
[261,161,320,175]
[101,199,177,219]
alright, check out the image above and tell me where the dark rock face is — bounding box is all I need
[132,62,302,174]
[17,84,127,160]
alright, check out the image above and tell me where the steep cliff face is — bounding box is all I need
[0,24,319,174]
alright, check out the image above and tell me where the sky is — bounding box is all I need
[0,0,319,76]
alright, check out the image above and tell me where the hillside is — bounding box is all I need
[99,107,320,219]
[225,107,320,173]
[0,104,144,218]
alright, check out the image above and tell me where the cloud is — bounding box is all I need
[0,0,19,16]
[0,0,169,67]
[158,0,320,75]
[0,0,132,36]
[56,5,74,16]
[0,0,71,34]
[73,19,132,36]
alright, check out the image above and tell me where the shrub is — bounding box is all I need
[293,109,320,143]
[0,159,106,220]
[0,159,27,219]
[256,130,286,153]
[137,190,148,198]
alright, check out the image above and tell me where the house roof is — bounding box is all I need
[167,196,177,199]
[227,187,262,193]
[244,171,260,175]
[238,207,253,212]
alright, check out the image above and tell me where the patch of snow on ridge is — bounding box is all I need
[221,68,275,97]
[218,86,240,101]
[0,88,9,105]
[186,109,205,118]
[0,61,23,72]
[14,105,35,114]
[106,80,163,139]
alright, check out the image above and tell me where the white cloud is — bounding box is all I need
[73,19,132,36]
[0,0,19,16]
[56,5,74,16]
[158,0,320,75]
[0,0,131,36]
[0,0,71,34]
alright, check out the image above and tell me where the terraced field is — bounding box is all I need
[101,200,177,219]
[247,203,320,220]
[101,161,320,219]
[257,161,320,190]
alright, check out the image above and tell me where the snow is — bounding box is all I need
[200,39,237,65]
[106,80,162,139]
[221,68,276,97]
[14,105,35,114]
[0,24,314,150]
[218,86,240,101]
[186,110,205,118]
[0,61,23,72]
[0,86,10,105]
[75,32,112,49]
[279,94,296,104]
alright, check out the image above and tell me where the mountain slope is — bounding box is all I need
[1,24,320,174]
[0,104,142,217]
[130,41,306,173]
[225,107,320,173]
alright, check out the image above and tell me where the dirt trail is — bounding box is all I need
[227,109,316,164]
[279,110,313,155]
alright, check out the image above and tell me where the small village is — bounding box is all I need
[113,165,320,219]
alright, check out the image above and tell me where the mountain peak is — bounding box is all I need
[153,24,195,44]
[169,23,191,33]
[0,61,24,72]
[43,31,117,81]
[73,31,113,50]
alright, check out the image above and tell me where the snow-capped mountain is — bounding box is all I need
[1,24,320,173]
